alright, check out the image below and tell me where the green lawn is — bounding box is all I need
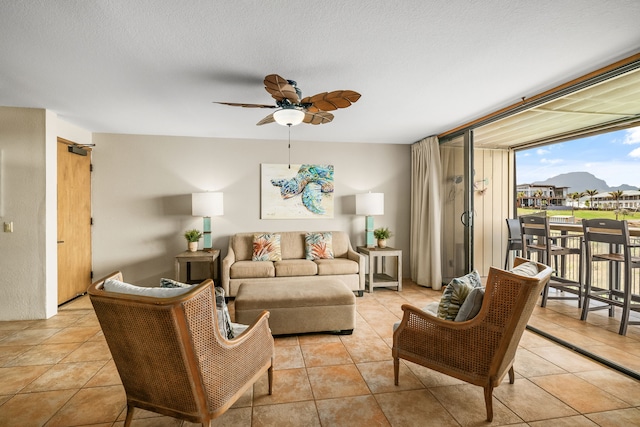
[517,208,640,221]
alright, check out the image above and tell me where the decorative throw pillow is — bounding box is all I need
[454,287,485,321]
[215,287,235,339]
[305,232,334,260]
[104,278,192,298]
[160,278,192,288]
[252,233,282,261]
[437,270,482,321]
[510,261,539,277]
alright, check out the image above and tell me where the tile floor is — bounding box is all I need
[0,281,639,426]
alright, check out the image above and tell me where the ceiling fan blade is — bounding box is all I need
[303,111,334,125]
[256,113,275,126]
[264,74,299,104]
[214,102,276,108]
[301,90,361,112]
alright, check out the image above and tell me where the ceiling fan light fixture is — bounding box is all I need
[273,108,305,126]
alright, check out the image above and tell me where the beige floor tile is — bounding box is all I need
[274,335,299,347]
[209,407,252,427]
[297,333,342,345]
[512,347,567,378]
[84,359,122,387]
[230,383,253,408]
[375,389,459,427]
[492,377,578,421]
[253,368,314,406]
[274,344,305,370]
[403,360,466,387]
[44,385,126,427]
[0,345,30,366]
[42,326,101,344]
[0,320,35,331]
[576,369,640,406]
[0,365,52,394]
[301,342,353,367]
[5,343,81,366]
[585,408,640,426]
[316,395,390,427]
[357,360,424,394]
[0,389,75,427]
[527,345,603,372]
[341,334,393,363]
[531,373,630,414]
[252,401,321,427]
[528,415,599,426]
[0,329,60,346]
[59,340,111,363]
[23,361,106,392]
[307,364,370,400]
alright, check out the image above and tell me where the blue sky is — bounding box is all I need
[516,125,640,187]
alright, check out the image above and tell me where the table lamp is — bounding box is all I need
[356,192,384,248]
[191,192,224,252]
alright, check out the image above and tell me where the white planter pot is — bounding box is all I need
[188,242,198,252]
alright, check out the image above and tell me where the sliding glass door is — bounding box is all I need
[440,130,474,282]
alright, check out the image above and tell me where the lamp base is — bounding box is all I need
[365,216,375,248]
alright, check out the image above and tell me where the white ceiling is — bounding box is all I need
[2,0,640,145]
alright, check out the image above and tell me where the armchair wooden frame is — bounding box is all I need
[392,258,552,422]
[88,272,274,427]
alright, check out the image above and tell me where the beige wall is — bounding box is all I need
[91,133,411,286]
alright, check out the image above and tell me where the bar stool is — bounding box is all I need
[520,215,583,307]
[504,218,523,269]
[580,219,640,335]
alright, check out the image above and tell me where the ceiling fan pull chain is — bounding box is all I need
[288,124,291,169]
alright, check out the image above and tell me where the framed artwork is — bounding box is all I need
[261,163,334,219]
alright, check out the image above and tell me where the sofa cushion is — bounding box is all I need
[230,260,275,279]
[104,278,192,298]
[280,232,307,260]
[437,270,482,321]
[305,232,334,260]
[315,258,359,275]
[275,259,318,277]
[252,233,282,261]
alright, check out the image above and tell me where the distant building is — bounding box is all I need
[590,190,640,211]
[516,184,570,208]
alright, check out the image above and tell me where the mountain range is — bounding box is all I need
[531,172,637,193]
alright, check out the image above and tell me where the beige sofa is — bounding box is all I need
[221,231,365,297]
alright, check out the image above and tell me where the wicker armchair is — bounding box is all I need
[88,272,274,427]
[392,258,552,422]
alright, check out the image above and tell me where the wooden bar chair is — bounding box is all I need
[580,219,640,335]
[519,214,584,307]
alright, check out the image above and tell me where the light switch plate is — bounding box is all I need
[4,222,13,232]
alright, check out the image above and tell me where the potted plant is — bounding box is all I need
[373,227,392,248]
[184,229,203,252]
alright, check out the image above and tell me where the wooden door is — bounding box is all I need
[57,138,92,304]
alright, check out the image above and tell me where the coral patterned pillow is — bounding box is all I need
[252,233,282,261]
[305,232,334,260]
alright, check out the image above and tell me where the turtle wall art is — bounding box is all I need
[261,164,334,219]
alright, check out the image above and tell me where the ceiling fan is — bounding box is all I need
[215,74,361,126]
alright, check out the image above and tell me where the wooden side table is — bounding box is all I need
[357,246,402,293]
[174,249,220,285]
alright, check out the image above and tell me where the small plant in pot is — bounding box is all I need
[184,229,203,252]
[373,227,392,248]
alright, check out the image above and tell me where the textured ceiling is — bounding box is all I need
[1,0,640,145]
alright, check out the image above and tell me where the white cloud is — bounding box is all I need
[536,148,550,155]
[623,127,640,145]
[629,146,640,158]
[540,158,563,165]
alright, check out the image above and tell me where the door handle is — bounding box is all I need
[57,240,64,244]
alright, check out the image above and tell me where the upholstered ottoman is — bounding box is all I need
[234,280,356,335]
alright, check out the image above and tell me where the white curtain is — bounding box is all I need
[410,136,443,290]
